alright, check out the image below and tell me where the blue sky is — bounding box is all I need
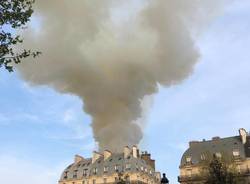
[1,1,250,184]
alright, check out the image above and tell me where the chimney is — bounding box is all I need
[103,150,112,160]
[141,151,155,170]
[92,151,102,163]
[124,146,131,158]
[74,155,84,164]
[239,128,247,144]
[132,145,139,158]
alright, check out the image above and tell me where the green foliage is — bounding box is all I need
[0,0,41,72]
[203,154,244,184]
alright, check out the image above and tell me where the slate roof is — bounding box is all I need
[60,153,155,181]
[180,135,250,167]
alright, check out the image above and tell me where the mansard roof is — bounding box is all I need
[180,132,250,167]
[60,152,154,181]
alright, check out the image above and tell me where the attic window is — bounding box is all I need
[201,154,206,161]
[104,166,108,172]
[73,170,78,178]
[83,169,88,176]
[186,156,192,163]
[93,168,98,175]
[125,164,131,170]
[141,166,144,171]
[233,149,240,157]
[215,152,222,158]
[64,171,68,179]
[115,165,119,171]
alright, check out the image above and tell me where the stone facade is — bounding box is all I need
[178,128,250,184]
[59,146,161,184]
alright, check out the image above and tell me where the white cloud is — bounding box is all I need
[62,109,76,123]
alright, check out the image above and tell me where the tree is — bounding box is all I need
[203,154,244,184]
[0,0,41,72]
[116,171,129,184]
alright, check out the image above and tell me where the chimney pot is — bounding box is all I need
[123,146,131,158]
[103,150,112,160]
[132,145,139,158]
[92,151,103,163]
[239,128,247,144]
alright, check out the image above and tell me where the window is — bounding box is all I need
[115,165,119,171]
[187,169,192,177]
[64,171,68,179]
[215,152,222,158]
[104,166,108,173]
[73,170,77,178]
[125,164,131,170]
[237,165,241,174]
[201,153,206,161]
[141,166,144,171]
[233,149,240,157]
[93,168,98,175]
[83,169,88,176]
[186,156,191,163]
[103,178,107,183]
[125,175,130,182]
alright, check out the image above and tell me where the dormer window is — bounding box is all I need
[73,170,78,178]
[215,152,222,158]
[141,166,144,171]
[233,149,240,157]
[104,166,108,173]
[64,171,68,179]
[83,169,88,176]
[93,168,97,175]
[201,153,206,161]
[115,165,119,171]
[186,156,192,163]
[125,164,131,170]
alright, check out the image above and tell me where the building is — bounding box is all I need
[178,128,250,184]
[59,146,161,184]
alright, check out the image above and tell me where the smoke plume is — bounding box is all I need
[18,0,225,151]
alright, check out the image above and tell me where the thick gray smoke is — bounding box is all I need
[18,0,225,151]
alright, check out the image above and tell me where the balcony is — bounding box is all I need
[178,174,205,182]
